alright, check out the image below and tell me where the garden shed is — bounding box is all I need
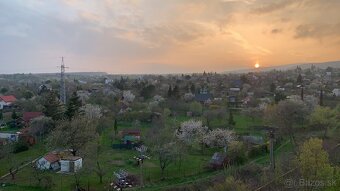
[60,156,83,173]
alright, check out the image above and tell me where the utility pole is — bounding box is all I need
[60,57,68,104]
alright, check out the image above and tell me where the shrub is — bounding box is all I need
[13,141,29,153]
[228,141,247,165]
[247,144,268,158]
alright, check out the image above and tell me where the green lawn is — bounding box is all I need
[0,113,281,191]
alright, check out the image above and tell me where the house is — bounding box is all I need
[22,112,44,127]
[121,129,141,144]
[195,88,213,104]
[36,153,60,171]
[332,88,340,97]
[0,132,19,142]
[0,95,17,109]
[208,152,229,169]
[60,156,83,173]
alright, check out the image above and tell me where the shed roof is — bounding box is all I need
[44,153,60,163]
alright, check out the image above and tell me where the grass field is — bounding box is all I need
[0,112,283,191]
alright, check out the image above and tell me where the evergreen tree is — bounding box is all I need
[228,110,236,126]
[274,92,286,104]
[319,88,324,106]
[167,85,173,98]
[42,91,64,121]
[172,85,180,98]
[297,74,303,84]
[190,84,196,93]
[270,83,276,93]
[65,92,82,120]
[114,119,118,135]
[11,111,18,120]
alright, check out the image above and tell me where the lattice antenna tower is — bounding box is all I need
[60,57,68,104]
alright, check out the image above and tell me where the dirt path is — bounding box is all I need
[0,157,40,180]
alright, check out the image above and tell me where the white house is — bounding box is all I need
[0,132,19,142]
[36,153,60,171]
[0,95,17,109]
[60,156,83,173]
[332,89,340,97]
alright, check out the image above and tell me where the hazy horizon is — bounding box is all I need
[1,0,340,74]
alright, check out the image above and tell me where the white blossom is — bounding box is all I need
[123,90,135,102]
[203,128,235,148]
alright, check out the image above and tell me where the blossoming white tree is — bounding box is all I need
[81,104,102,119]
[203,128,235,152]
[123,90,135,103]
[176,120,208,150]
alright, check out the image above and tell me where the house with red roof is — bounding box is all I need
[0,95,17,109]
[36,152,61,171]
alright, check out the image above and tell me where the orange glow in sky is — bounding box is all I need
[1,1,340,74]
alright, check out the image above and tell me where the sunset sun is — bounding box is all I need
[255,62,260,68]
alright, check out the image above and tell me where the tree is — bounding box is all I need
[265,100,309,148]
[0,87,8,94]
[23,90,34,99]
[297,138,333,181]
[42,91,64,120]
[114,119,118,135]
[203,128,235,150]
[146,121,176,180]
[189,102,202,116]
[122,90,135,102]
[207,176,249,191]
[309,106,337,138]
[155,143,176,180]
[167,85,173,98]
[11,110,18,120]
[228,110,236,126]
[190,84,196,93]
[172,85,180,98]
[297,74,303,84]
[0,110,3,120]
[176,120,208,152]
[270,83,276,93]
[84,139,105,184]
[81,104,102,120]
[274,92,286,104]
[140,84,156,99]
[47,117,98,156]
[65,92,82,120]
[29,116,54,139]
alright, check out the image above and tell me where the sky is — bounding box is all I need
[0,0,340,74]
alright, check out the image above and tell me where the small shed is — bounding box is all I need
[121,129,141,144]
[60,156,83,173]
[36,153,60,171]
[209,152,229,169]
[242,136,264,145]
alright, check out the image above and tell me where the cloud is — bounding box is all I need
[227,30,272,55]
[251,0,296,14]
[294,23,340,39]
[271,28,283,34]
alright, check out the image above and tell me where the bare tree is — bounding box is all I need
[47,116,98,156]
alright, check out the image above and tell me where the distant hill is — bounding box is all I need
[225,61,340,74]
